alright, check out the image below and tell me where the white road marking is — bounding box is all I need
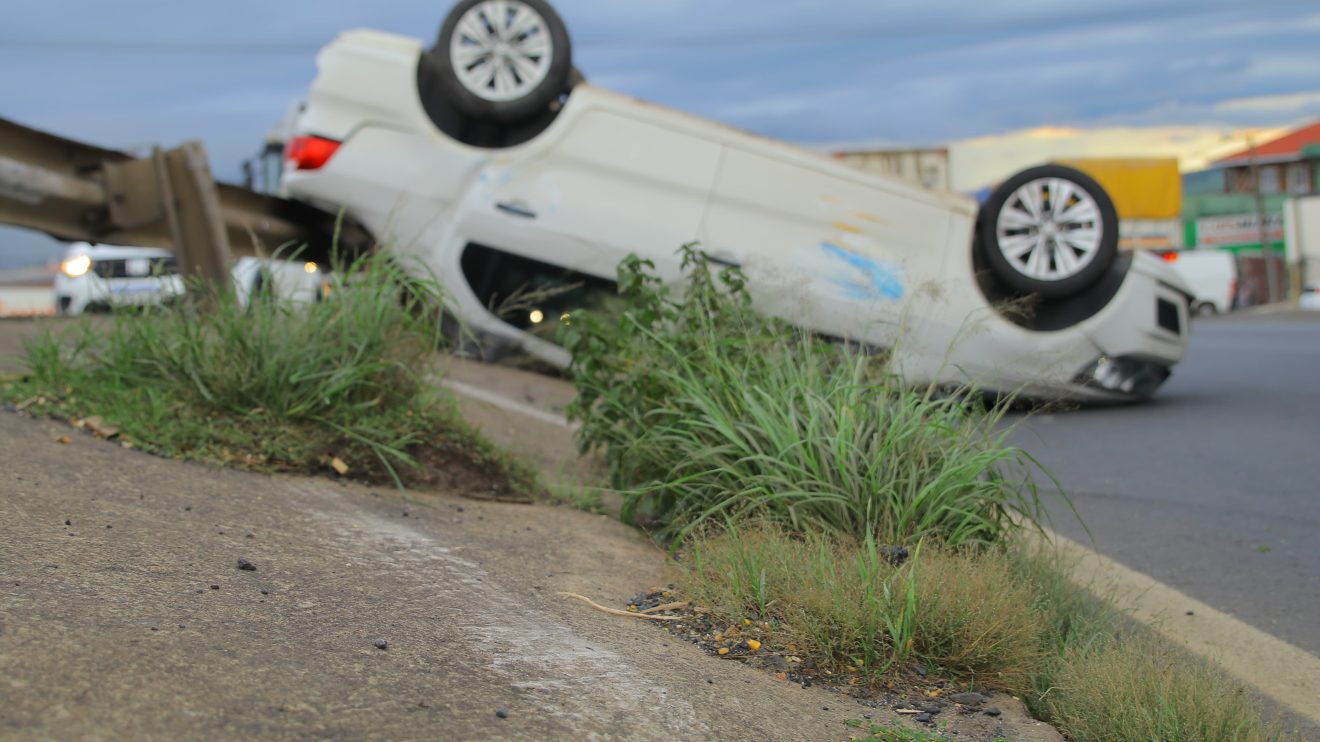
[441,377,581,431]
[441,377,1320,726]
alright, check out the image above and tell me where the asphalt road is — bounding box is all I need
[1013,310,1320,657]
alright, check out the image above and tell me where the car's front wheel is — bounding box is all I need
[433,0,573,123]
[978,164,1119,299]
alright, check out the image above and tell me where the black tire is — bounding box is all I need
[433,0,573,124]
[978,164,1119,298]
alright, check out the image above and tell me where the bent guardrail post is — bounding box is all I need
[0,116,371,289]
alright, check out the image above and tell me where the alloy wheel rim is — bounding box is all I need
[995,177,1103,282]
[450,0,554,103]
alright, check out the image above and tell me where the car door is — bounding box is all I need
[462,99,722,283]
[700,144,957,346]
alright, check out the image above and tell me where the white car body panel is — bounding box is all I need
[285,29,1191,400]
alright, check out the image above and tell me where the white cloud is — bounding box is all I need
[1216,91,1320,114]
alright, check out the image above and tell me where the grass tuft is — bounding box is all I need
[556,246,1282,739]
[2,251,535,494]
[681,524,1046,692]
[1038,633,1284,742]
[562,244,1057,548]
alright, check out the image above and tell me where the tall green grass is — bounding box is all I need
[6,252,529,490]
[560,246,1283,739]
[562,245,1055,547]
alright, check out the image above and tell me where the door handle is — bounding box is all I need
[495,201,537,219]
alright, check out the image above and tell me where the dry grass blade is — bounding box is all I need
[559,592,683,621]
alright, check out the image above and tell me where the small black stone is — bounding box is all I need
[184,506,192,512]
[402,510,409,517]
[64,519,71,526]
[1186,610,1195,616]
[246,533,255,538]
[984,707,1001,718]
[495,707,508,719]
[878,545,909,566]
[374,638,388,650]
[260,589,269,595]
[237,559,257,572]
[456,506,464,512]
[914,712,932,724]
[950,692,986,706]
[210,584,220,590]
[150,626,158,631]
[920,704,942,715]
[179,624,186,629]
[105,525,112,529]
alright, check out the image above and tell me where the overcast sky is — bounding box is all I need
[4,0,1320,267]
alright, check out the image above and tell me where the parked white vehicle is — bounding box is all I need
[55,242,325,315]
[281,0,1192,401]
[1301,281,1320,311]
[231,256,327,307]
[1164,250,1237,316]
[55,242,185,315]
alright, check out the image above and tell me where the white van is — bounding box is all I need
[1165,250,1237,315]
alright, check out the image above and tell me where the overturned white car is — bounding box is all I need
[282,0,1191,401]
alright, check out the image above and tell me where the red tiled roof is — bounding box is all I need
[1215,120,1320,164]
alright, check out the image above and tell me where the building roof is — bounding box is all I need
[1214,120,1320,165]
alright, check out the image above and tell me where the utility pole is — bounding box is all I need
[1247,134,1279,303]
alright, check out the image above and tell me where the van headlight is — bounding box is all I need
[61,254,92,278]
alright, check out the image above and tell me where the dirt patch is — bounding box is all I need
[613,588,1061,742]
[406,437,534,503]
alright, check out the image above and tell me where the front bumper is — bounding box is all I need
[54,274,186,315]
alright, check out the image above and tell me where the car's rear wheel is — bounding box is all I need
[434,0,573,123]
[979,164,1119,298]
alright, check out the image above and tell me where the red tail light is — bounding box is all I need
[285,135,340,171]
[1161,251,1179,263]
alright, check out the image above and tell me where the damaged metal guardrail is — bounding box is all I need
[0,116,370,287]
